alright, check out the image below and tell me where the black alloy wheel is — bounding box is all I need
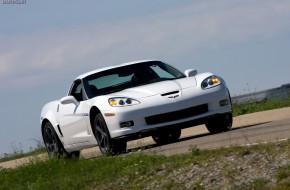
[43,122,80,159]
[93,113,127,155]
[206,113,233,134]
[43,122,64,158]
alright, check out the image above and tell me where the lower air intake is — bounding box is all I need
[145,104,208,125]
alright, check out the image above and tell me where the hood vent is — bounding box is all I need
[161,90,179,96]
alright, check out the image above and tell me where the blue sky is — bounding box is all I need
[0,0,290,155]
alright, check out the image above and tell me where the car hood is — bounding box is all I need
[109,77,197,99]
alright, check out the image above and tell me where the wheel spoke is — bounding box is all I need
[43,124,61,157]
[95,119,110,151]
[45,134,56,151]
[99,133,105,146]
[44,128,56,145]
[95,125,106,136]
[47,143,56,155]
[45,128,54,141]
[98,127,108,148]
[103,135,109,148]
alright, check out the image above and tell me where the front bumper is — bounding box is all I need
[103,84,232,139]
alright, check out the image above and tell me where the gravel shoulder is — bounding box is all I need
[127,142,290,190]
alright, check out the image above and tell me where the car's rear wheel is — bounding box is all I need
[93,113,127,155]
[42,122,80,158]
[152,128,181,145]
[206,113,233,134]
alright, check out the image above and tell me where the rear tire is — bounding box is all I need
[42,122,80,159]
[93,113,127,155]
[206,113,233,134]
[152,128,181,145]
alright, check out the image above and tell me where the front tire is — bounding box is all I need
[42,122,80,158]
[206,113,233,134]
[93,113,127,155]
[152,128,181,145]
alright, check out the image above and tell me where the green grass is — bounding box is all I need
[230,178,272,190]
[0,148,46,163]
[0,153,185,190]
[1,141,290,190]
[233,97,290,116]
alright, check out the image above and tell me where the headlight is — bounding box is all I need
[108,97,140,107]
[201,75,221,90]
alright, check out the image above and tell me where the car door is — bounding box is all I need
[58,80,90,146]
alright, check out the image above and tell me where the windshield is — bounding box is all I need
[83,61,185,98]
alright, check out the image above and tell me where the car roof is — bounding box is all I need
[75,59,156,80]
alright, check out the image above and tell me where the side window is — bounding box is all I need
[69,80,83,102]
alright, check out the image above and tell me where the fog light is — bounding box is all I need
[219,99,229,106]
[120,121,134,128]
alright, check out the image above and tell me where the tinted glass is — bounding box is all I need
[69,80,83,101]
[83,61,185,98]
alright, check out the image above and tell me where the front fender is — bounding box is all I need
[40,101,62,140]
[194,72,214,85]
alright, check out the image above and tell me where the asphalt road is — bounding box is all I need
[82,107,290,158]
[1,107,290,168]
[140,118,290,156]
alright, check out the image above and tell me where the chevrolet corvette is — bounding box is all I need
[40,60,232,157]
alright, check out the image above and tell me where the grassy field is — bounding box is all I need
[0,141,290,189]
[0,148,46,163]
[0,97,290,189]
[232,97,290,116]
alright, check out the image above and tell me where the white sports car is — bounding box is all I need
[40,60,232,157]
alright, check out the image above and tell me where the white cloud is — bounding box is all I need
[1,0,290,90]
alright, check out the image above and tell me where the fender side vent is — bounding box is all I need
[57,125,64,137]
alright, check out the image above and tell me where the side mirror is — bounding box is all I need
[184,69,197,77]
[60,96,79,106]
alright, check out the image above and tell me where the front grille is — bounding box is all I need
[145,104,208,125]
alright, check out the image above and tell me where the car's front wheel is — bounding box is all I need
[93,113,127,155]
[152,128,181,145]
[42,122,80,158]
[205,113,233,134]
